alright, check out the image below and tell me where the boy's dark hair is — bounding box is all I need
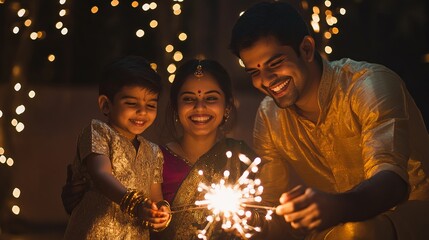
[229,1,310,57]
[99,55,162,101]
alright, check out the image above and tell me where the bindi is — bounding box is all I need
[257,64,261,68]
[198,90,201,96]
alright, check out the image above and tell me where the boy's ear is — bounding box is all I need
[98,95,111,116]
[299,35,316,62]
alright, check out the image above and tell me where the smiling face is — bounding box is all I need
[99,85,158,140]
[177,74,226,138]
[239,35,317,109]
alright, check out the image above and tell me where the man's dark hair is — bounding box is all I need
[230,1,310,57]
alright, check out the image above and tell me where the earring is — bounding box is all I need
[223,109,230,123]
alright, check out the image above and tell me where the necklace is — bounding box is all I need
[165,144,194,167]
[178,143,197,166]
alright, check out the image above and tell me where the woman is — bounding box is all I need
[155,59,261,239]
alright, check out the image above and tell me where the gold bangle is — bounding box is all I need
[156,200,170,209]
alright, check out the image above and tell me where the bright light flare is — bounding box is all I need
[194,153,274,239]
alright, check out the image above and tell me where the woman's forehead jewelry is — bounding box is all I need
[194,63,204,78]
[257,64,261,68]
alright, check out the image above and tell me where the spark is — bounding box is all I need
[193,152,274,240]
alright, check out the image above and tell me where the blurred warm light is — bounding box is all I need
[12,65,21,76]
[14,83,22,91]
[239,11,245,16]
[48,54,56,62]
[131,1,139,8]
[178,32,187,41]
[56,21,63,29]
[325,10,332,16]
[312,14,320,23]
[7,157,14,166]
[11,119,18,126]
[111,0,119,7]
[0,147,4,155]
[239,59,245,68]
[12,205,20,215]
[59,9,67,17]
[324,0,331,7]
[17,9,26,17]
[325,46,333,54]
[173,51,183,61]
[311,21,320,33]
[0,0,5,4]
[172,3,181,15]
[165,44,174,53]
[29,90,36,98]
[12,26,20,34]
[149,2,157,9]
[59,0,66,4]
[91,6,99,14]
[37,31,45,39]
[61,28,68,35]
[24,19,32,27]
[136,29,145,37]
[150,63,158,71]
[0,155,6,163]
[149,20,158,28]
[332,27,339,34]
[301,0,309,10]
[167,63,177,74]
[142,3,150,11]
[324,32,332,39]
[172,3,181,11]
[168,74,175,83]
[30,32,38,40]
[16,105,25,115]
[0,110,2,118]
[312,6,320,14]
[13,188,21,198]
[16,122,25,132]
[340,8,346,15]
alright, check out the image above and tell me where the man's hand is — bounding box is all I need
[275,185,344,232]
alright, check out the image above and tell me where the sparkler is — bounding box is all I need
[194,151,275,240]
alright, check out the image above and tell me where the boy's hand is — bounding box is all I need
[149,200,172,231]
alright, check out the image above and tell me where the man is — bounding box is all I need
[230,1,429,239]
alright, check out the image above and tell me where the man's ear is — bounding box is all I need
[299,35,316,62]
[98,95,111,116]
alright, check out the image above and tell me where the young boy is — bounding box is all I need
[64,56,171,239]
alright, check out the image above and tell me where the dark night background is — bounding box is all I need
[0,0,428,239]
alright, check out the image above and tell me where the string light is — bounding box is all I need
[136,29,145,38]
[167,63,177,74]
[165,44,174,53]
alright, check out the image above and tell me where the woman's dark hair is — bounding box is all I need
[167,59,237,138]
[99,55,162,101]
